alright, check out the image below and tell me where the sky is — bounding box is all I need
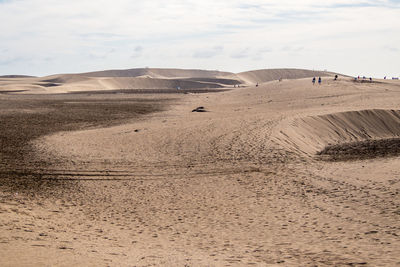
[0,0,399,77]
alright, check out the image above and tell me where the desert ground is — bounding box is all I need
[0,68,399,266]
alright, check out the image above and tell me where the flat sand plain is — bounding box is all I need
[0,73,400,266]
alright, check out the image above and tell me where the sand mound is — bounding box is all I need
[0,76,45,93]
[275,109,400,158]
[66,68,338,92]
[235,68,333,84]
[57,77,228,93]
[96,77,227,90]
[40,74,89,84]
[26,70,240,93]
[0,74,92,93]
[81,68,233,79]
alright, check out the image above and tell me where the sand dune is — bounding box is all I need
[80,68,234,79]
[41,74,90,84]
[0,76,45,93]
[35,76,228,93]
[95,77,226,90]
[1,68,338,94]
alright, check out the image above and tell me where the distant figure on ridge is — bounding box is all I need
[318,77,322,85]
[334,74,338,80]
[312,77,316,85]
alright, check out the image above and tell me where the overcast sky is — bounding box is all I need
[0,0,399,77]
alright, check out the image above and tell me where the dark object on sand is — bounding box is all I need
[192,106,207,112]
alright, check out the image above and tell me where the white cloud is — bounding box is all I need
[0,0,399,76]
[193,46,224,59]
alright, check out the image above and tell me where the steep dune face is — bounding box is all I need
[235,68,332,84]
[275,109,400,157]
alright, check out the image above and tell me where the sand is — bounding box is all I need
[0,69,399,266]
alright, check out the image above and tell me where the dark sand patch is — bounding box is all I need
[34,83,61,87]
[317,138,400,161]
[0,93,169,194]
[0,75,36,78]
[68,88,230,95]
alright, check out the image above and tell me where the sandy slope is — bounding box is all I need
[275,109,400,155]
[1,74,400,266]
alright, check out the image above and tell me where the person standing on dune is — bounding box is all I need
[318,77,322,85]
[312,77,316,85]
